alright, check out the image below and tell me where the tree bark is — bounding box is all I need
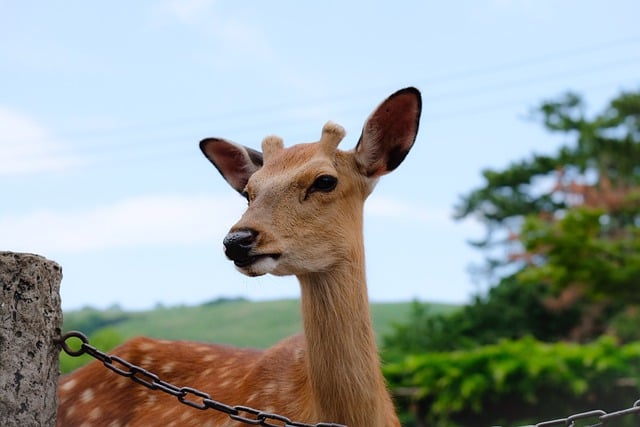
[0,252,63,427]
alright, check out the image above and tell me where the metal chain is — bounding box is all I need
[58,331,640,427]
[57,331,346,427]
[518,400,640,427]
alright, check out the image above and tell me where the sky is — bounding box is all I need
[2,1,639,311]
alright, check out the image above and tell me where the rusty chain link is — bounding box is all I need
[57,331,346,427]
[58,331,640,427]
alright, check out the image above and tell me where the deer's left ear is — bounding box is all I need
[355,87,422,178]
[200,138,263,194]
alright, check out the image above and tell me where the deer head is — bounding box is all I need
[200,87,421,278]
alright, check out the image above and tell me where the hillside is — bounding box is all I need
[62,298,458,349]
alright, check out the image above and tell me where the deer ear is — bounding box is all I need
[200,138,264,194]
[355,87,422,178]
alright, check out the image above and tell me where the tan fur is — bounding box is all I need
[57,88,421,427]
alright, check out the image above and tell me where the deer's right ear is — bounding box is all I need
[200,138,264,194]
[355,87,422,178]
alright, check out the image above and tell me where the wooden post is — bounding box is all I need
[0,252,63,427]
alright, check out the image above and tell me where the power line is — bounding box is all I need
[70,57,640,147]
[11,76,640,170]
[427,57,640,105]
[42,34,640,143]
[5,36,640,164]
[417,34,640,87]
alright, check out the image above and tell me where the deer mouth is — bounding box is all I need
[232,254,282,277]
[232,253,281,268]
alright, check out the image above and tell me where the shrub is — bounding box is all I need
[385,336,640,426]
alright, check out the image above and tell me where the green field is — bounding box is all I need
[62,298,458,349]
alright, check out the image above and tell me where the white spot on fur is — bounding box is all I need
[88,407,102,420]
[202,354,217,362]
[247,391,260,403]
[217,369,231,380]
[161,362,176,374]
[80,388,94,403]
[138,341,156,351]
[60,378,77,391]
[263,382,278,394]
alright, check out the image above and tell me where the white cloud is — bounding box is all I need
[0,106,86,176]
[0,194,244,254]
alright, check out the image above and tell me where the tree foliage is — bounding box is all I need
[383,279,581,358]
[384,88,640,425]
[455,89,640,266]
[453,88,640,341]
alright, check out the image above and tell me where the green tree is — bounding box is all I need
[518,205,640,340]
[383,88,640,426]
[454,88,640,341]
[383,276,582,359]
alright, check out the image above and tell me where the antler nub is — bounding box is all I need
[261,135,285,161]
[320,121,346,154]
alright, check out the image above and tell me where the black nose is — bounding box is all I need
[223,229,257,264]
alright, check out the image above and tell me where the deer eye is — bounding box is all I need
[310,175,338,193]
[241,190,250,203]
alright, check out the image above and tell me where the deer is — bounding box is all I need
[57,87,422,427]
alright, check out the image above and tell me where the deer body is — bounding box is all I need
[57,87,422,427]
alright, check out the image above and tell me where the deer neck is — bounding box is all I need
[297,234,392,426]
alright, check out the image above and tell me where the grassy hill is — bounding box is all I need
[62,298,458,349]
